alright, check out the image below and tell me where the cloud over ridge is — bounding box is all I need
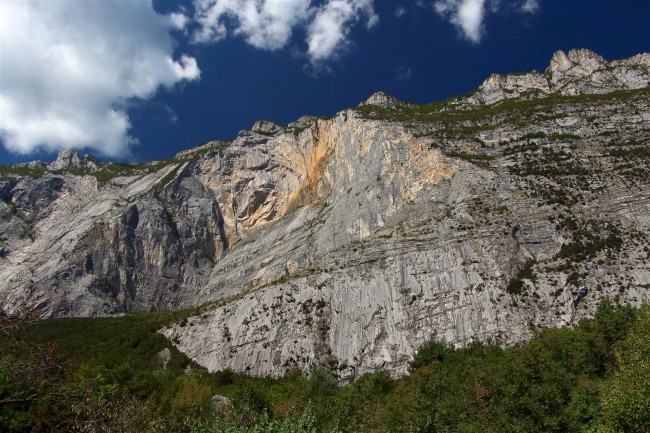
[193,0,313,50]
[434,0,487,43]
[192,0,378,66]
[307,0,378,64]
[0,0,200,158]
[434,0,540,42]
[0,0,542,158]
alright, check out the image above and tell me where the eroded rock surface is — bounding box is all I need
[1,49,649,379]
[462,48,650,106]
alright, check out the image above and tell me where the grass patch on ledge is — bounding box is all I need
[446,152,496,169]
[0,165,48,181]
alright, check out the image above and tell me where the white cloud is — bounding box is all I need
[521,0,539,13]
[307,0,378,65]
[0,0,199,158]
[433,0,540,42]
[434,0,487,43]
[169,55,201,80]
[395,6,407,18]
[193,0,312,50]
[193,0,378,65]
[170,12,190,30]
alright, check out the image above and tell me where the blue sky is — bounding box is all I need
[0,0,648,164]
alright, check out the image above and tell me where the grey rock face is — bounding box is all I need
[462,48,650,106]
[49,148,98,171]
[161,51,650,379]
[252,120,284,135]
[1,49,649,379]
[163,136,650,379]
[360,91,414,108]
[472,72,551,105]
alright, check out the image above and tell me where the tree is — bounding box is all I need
[595,304,650,433]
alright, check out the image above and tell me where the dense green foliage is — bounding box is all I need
[444,152,495,169]
[557,219,624,264]
[1,302,648,432]
[506,259,537,295]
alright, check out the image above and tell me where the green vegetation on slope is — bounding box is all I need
[0,142,230,184]
[0,166,47,182]
[444,152,495,169]
[355,88,649,124]
[1,301,648,432]
[506,259,537,295]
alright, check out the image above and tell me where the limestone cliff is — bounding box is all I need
[1,49,649,379]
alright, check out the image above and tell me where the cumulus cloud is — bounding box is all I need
[193,0,312,49]
[520,0,539,13]
[434,0,540,42]
[170,12,190,30]
[395,6,407,18]
[193,0,378,65]
[434,0,487,43]
[0,0,199,158]
[307,0,378,65]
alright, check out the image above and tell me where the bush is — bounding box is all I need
[506,259,536,295]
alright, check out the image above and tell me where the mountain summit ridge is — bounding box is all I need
[460,48,650,106]
[352,49,650,114]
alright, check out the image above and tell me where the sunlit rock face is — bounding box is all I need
[462,48,650,106]
[2,49,650,378]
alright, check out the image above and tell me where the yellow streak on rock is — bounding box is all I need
[286,119,337,212]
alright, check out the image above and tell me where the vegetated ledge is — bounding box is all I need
[0,141,230,184]
[354,87,650,124]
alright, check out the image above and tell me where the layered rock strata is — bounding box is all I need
[1,49,649,378]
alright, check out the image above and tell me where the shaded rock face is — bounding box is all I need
[2,49,650,379]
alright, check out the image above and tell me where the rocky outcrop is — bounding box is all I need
[462,48,650,106]
[470,72,551,105]
[1,49,649,379]
[547,49,650,95]
[360,91,415,108]
[251,120,285,135]
[48,148,98,171]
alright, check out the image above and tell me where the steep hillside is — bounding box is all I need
[1,49,649,378]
